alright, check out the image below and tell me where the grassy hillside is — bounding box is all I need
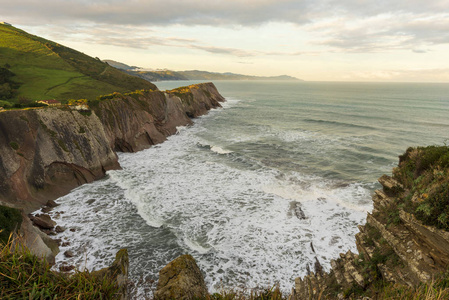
[0,24,156,102]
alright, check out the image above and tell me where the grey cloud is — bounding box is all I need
[2,0,449,55]
[1,0,313,26]
[312,12,449,52]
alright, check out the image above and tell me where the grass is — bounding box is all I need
[0,24,156,102]
[0,236,122,299]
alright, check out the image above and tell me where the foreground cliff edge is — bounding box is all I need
[293,146,449,299]
[0,82,225,263]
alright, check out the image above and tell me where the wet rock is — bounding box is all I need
[69,228,76,232]
[155,254,208,300]
[46,200,59,208]
[33,214,56,229]
[61,241,70,247]
[41,206,53,213]
[86,199,96,205]
[55,225,66,233]
[64,250,74,258]
[288,201,307,220]
[59,265,75,272]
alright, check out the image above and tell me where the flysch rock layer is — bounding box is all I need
[0,82,224,213]
[292,174,449,299]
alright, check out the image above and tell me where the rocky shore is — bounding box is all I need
[0,82,225,268]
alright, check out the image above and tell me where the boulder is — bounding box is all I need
[64,250,74,258]
[33,214,56,229]
[55,225,65,233]
[155,254,208,300]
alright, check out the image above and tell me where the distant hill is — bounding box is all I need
[0,24,156,102]
[104,60,302,82]
[179,70,302,81]
[103,59,140,71]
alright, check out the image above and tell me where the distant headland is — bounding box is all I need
[103,59,303,82]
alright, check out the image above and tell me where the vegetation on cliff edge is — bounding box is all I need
[0,237,122,299]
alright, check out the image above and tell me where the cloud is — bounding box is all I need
[2,0,449,56]
[1,0,313,26]
[309,12,449,52]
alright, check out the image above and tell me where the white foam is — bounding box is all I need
[210,145,233,154]
[50,97,374,294]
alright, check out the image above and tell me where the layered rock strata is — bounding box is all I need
[0,83,225,212]
[292,151,449,299]
[0,83,225,263]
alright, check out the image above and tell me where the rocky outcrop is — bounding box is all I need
[92,249,129,300]
[94,82,225,152]
[0,83,225,212]
[292,147,449,299]
[155,254,208,300]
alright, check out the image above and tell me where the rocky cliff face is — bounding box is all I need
[93,82,225,152]
[0,108,119,212]
[0,83,225,212]
[292,146,449,299]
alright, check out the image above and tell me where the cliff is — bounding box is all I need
[292,146,449,299]
[92,82,224,152]
[0,82,224,211]
[0,108,119,212]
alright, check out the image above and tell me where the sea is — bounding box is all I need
[49,81,449,295]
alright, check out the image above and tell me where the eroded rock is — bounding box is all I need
[155,254,208,300]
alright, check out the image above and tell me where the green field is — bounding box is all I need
[0,24,156,103]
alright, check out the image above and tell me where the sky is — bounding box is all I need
[1,0,449,82]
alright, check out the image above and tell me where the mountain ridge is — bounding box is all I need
[104,59,303,82]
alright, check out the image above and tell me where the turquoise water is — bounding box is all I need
[50,81,449,295]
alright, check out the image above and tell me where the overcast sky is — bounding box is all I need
[2,0,449,82]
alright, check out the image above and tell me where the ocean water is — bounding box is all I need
[49,81,449,294]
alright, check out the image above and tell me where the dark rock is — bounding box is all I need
[41,206,52,213]
[314,257,324,276]
[64,250,74,258]
[155,254,208,300]
[59,265,75,272]
[61,241,70,247]
[53,238,62,246]
[86,199,96,205]
[55,225,66,233]
[33,214,56,229]
[46,200,59,207]
[69,228,76,232]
